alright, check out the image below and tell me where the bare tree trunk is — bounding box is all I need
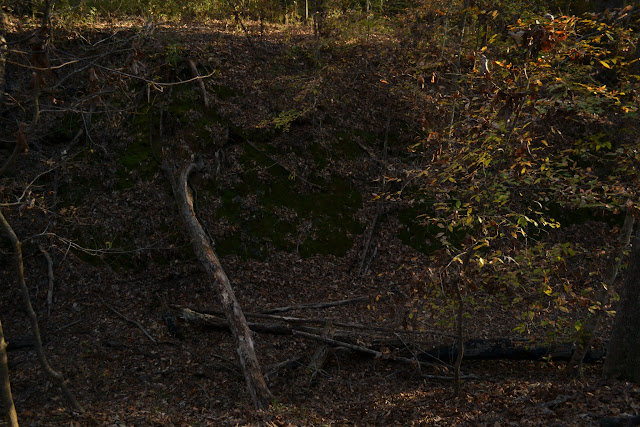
[163,161,273,410]
[0,8,7,105]
[452,245,472,397]
[567,211,634,377]
[453,279,463,398]
[0,317,18,427]
[604,222,640,382]
[0,211,83,413]
[42,0,55,34]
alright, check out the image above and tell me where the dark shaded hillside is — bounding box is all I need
[1,7,639,424]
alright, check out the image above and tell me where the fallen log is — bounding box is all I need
[180,309,605,368]
[420,339,605,364]
[178,305,454,337]
[178,307,360,342]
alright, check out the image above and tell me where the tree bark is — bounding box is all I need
[0,8,6,106]
[604,225,640,383]
[567,211,634,377]
[163,161,272,410]
[0,317,18,427]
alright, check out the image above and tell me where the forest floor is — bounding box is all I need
[1,16,639,426]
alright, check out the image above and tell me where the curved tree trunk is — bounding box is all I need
[163,161,273,410]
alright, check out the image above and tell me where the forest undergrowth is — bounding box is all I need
[1,2,639,425]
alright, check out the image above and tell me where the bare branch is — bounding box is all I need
[98,296,156,344]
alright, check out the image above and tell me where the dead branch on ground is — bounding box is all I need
[264,356,305,381]
[98,296,157,344]
[262,296,366,314]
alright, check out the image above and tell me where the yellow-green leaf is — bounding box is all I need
[598,60,611,69]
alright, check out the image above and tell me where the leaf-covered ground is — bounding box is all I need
[1,10,639,426]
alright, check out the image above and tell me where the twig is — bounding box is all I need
[453,248,472,398]
[364,242,378,276]
[422,373,482,381]
[245,140,324,191]
[359,208,380,275]
[38,244,55,317]
[394,332,419,362]
[440,2,454,59]
[194,382,211,401]
[453,277,464,397]
[359,112,391,275]
[233,10,257,53]
[265,356,305,380]
[0,167,56,207]
[57,320,82,331]
[98,296,156,344]
[0,143,22,176]
[262,296,367,314]
[209,353,242,376]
